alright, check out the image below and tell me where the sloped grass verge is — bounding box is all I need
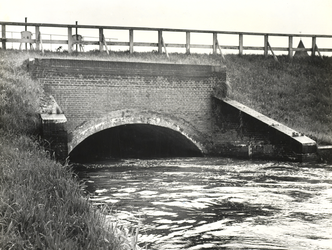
[226,55,332,145]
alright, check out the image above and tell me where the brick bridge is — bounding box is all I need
[27,58,317,162]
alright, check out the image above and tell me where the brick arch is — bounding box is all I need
[68,109,210,154]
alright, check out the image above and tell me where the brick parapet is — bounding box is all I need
[28,58,226,140]
[28,58,225,79]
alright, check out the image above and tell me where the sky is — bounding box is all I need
[1,0,332,53]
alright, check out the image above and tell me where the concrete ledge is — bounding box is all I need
[40,113,67,122]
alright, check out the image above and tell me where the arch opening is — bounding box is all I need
[69,124,203,163]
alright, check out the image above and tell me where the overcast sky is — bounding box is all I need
[1,0,332,53]
[1,0,331,34]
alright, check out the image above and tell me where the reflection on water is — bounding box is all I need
[74,158,332,250]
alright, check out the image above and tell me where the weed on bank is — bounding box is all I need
[0,132,134,249]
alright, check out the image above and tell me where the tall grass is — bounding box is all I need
[0,51,42,134]
[0,50,141,249]
[0,132,134,249]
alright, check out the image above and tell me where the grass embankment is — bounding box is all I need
[0,50,138,249]
[225,55,332,145]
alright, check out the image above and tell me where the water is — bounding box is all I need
[74,157,332,249]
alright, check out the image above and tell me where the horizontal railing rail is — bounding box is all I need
[1,21,332,58]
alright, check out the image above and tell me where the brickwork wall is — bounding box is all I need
[28,58,226,152]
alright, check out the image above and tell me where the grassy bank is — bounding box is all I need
[0,49,331,248]
[0,50,138,249]
[0,132,135,249]
[225,55,332,144]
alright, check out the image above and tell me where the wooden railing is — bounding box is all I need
[1,21,332,59]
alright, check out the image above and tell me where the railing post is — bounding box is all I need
[129,29,134,53]
[1,24,6,50]
[75,21,78,52]
[99,28,104,52]
[186,31,190,54]
[158,30,162,54]
[239,33,243,55]
[68,27,73,53]
[288,35,293,60]
[35,26,40,50]
[311,36,316,57]
[213,32,217,54]
[25,17,28,51]
[264,34,268,57]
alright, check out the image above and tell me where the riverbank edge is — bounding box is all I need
[0,133,141,249]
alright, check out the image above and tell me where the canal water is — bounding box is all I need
[74,157,332,250]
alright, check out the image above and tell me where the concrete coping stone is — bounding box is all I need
[29,57,224,67]
[318,145,332,150]
[40,113,67,122]
[28,57,226,79]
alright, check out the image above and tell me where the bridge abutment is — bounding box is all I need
[28,58,318,162]
[40,113,68,162]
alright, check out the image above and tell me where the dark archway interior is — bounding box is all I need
[69,124,203,163]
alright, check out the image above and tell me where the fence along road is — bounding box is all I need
[1,20,332,58]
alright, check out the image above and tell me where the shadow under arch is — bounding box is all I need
[68,109,210,158]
